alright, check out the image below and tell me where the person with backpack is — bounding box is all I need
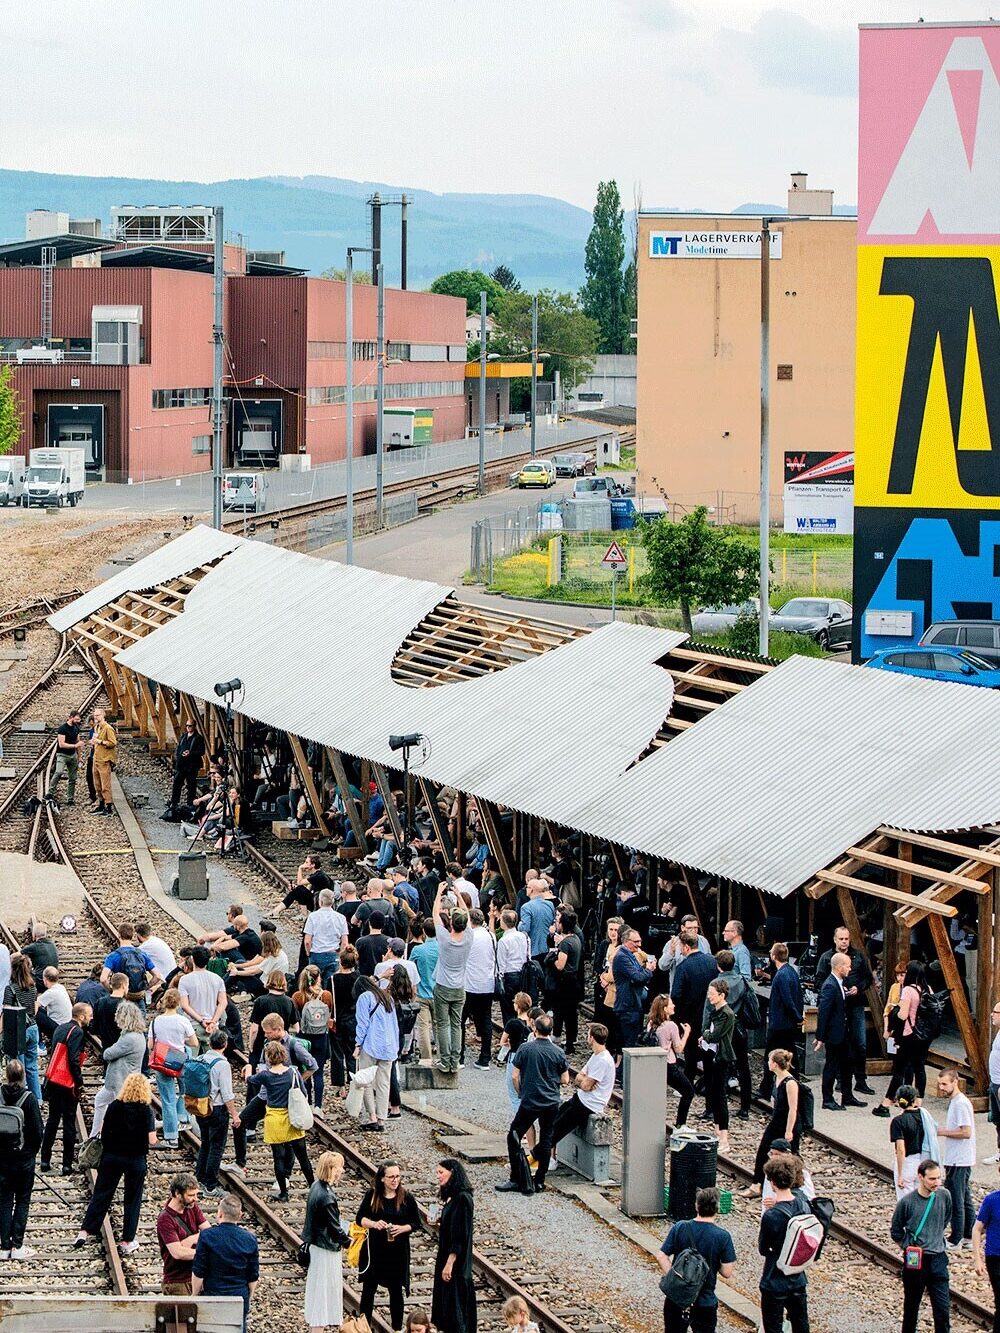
[889,1086,939,1200]
[890,1159,953,1333]
[293,967,334,1111]
[875,960,936,1114]
[758,1155,819,1333]
[149,990,199,1147]
[100,923,162,1009]
[3,952,41,1100]
[40,1001,92,1175]
[0,1058,43,1260]
[657,1185,736,1333]
[188,1029,239,1198]
[353,975,400,1132]
[743,1049,804,1196]
[245,1040,315,1202]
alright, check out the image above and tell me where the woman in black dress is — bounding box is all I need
[329,944,359,1097]
[431,1158,476,1333]
[742,1048,801,1195]
[356,1159,422,1331]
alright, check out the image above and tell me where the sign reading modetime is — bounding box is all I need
[649,230,783,259]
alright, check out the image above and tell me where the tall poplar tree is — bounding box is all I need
[580,180,629,354]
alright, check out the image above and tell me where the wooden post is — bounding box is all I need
[928,910,988,1093]
[895,840,913,967]
[455,792,466,862]
[135,676,158,743]
[371,764,405,847]
[326,747,367,850]
[977,875,994,1055]
[476,799,515,904]
[286,735,330,836]
[835,884,887,1058]
[417,778,455,861]
[679,868,717,952]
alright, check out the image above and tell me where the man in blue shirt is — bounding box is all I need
[518,879,556,960]
[389,866,420,915]
[973,1163,1000,1313]
[671,935,719,1083]
[723,920,753,981]
[758,942,804,1099]
[99,923,162,1004]
[192,1193,259,1332]
[659,1185,737,1333]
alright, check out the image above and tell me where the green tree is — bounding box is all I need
[490,263,521,292]
[489,288,598,394]
[319,266,372,283]
[429,269,504,314]
[580,180,629,354]
[640,507,760,635]
[0,365,21,458]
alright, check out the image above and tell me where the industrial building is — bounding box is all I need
[0,207,466,482]
[635,175,856,523]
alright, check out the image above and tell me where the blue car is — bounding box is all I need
[864,645,1000,688]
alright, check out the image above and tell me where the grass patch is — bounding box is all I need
[692,628,826,661]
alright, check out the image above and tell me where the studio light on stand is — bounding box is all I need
[187,677,244,859]
[388,732,427,851]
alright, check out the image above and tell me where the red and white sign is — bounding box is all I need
[602,540,628,568]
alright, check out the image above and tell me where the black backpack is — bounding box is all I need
[117,946,149,997]
[517,958,545,1004]
[737,984,762,1031]
[795,1079,815,1132]
[913,988,949,1044]
[0,1090,29,1152]
[659,1225,711,1311]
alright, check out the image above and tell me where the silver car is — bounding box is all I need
[691,599,770,635]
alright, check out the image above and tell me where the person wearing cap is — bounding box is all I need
[760,1141,814,1211]
[374,939,419,993]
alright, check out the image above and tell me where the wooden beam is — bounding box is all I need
[476,799,515,905]
[835,884,887,1058]
[879,828,1000,870]
[286,734,329,836]
[667,669,744,696]
[928,911,989,1093]
[895,855,999,927]
[844,846,989,893]
[977,873,994,1059]
[418,777,455,861]
[371,764,405,847]
[91,614,141,641]
[816,869,958,916]
[802,834,894,900]
[136,675,163,746]
[670,646,773,673]
[326,747,366,850]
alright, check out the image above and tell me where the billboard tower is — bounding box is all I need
[854,23,1000,659]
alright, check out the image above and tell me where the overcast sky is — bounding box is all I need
[3,0,992,210]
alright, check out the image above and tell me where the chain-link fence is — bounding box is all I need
[469,507,545,582]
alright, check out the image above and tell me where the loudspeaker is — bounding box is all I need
[177,851,209,900]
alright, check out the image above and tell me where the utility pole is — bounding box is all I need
[376,262,385,527]
[759,219,772,657]
[345,248,355,564]
[211,205,225,530]
[400,194,408,290]
[530,293,538,457]
[479,291,487,495]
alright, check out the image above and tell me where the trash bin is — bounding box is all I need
[610,497,636,530]
[668,1128,718,1220]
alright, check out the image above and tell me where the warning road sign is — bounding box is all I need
[602,540,628,568]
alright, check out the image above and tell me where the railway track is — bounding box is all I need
[224,429,633,552]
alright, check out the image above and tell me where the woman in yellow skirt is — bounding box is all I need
[246,1040,314,1201]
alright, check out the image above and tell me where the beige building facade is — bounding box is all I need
[636,178,857,524]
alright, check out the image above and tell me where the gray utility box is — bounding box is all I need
[175,851,208,900]
[556,1112,612,1184]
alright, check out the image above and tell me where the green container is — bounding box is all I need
[663,1186,733,1214]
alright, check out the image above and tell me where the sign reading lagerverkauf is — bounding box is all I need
[649,230,783,260]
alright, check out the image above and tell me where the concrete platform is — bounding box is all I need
[0,852,84,931]
[438,1132,509,1161]
[400,1062,460,1091]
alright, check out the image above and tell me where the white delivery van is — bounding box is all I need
[24,447,86,508]
[222,472,264,513]
[0,455,26,506]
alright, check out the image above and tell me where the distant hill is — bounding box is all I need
[0,168,595,289]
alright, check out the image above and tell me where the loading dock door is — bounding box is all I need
[47,404,105,476]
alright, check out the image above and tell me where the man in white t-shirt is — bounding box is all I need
[178,948,227,1049]
[448,862,480,911]
[938,1067,977,1249]
[35,967,72,1040]
[550,1022,616,1152]
[136,923,177,985]
[303,889,349,990]
[375,937,420,992]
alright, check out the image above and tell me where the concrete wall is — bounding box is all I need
[570,355,636,408]
[636,215,856,519]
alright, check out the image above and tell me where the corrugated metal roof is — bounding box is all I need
[580,653,1000,896]
[56,530,1000,898]
[112,537,681,831]
[48,526,245,632]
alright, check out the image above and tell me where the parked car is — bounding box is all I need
[769,597,853,650]
[864,645,1000,688]
[572,475,620,499]
[553,452,596,477]
[517,460,555,488]
[920,619,1000,667]
[691,599,773,636]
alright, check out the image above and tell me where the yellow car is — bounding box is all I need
[517,461,555,488]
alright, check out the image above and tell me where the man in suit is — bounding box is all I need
[166,721,207,817]
[671,932,719,1083]
[814,952,867,1110]
[815,925,876,1097]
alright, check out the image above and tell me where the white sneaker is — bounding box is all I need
[287,819,300,829]
[269,1182,283,1198]
[985,1153,1000,1164]
[119,1240,140,1255]
[9,1246,34,1260]
[222,1163,245,1178]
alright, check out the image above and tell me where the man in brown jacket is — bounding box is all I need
[91,707,117,817]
